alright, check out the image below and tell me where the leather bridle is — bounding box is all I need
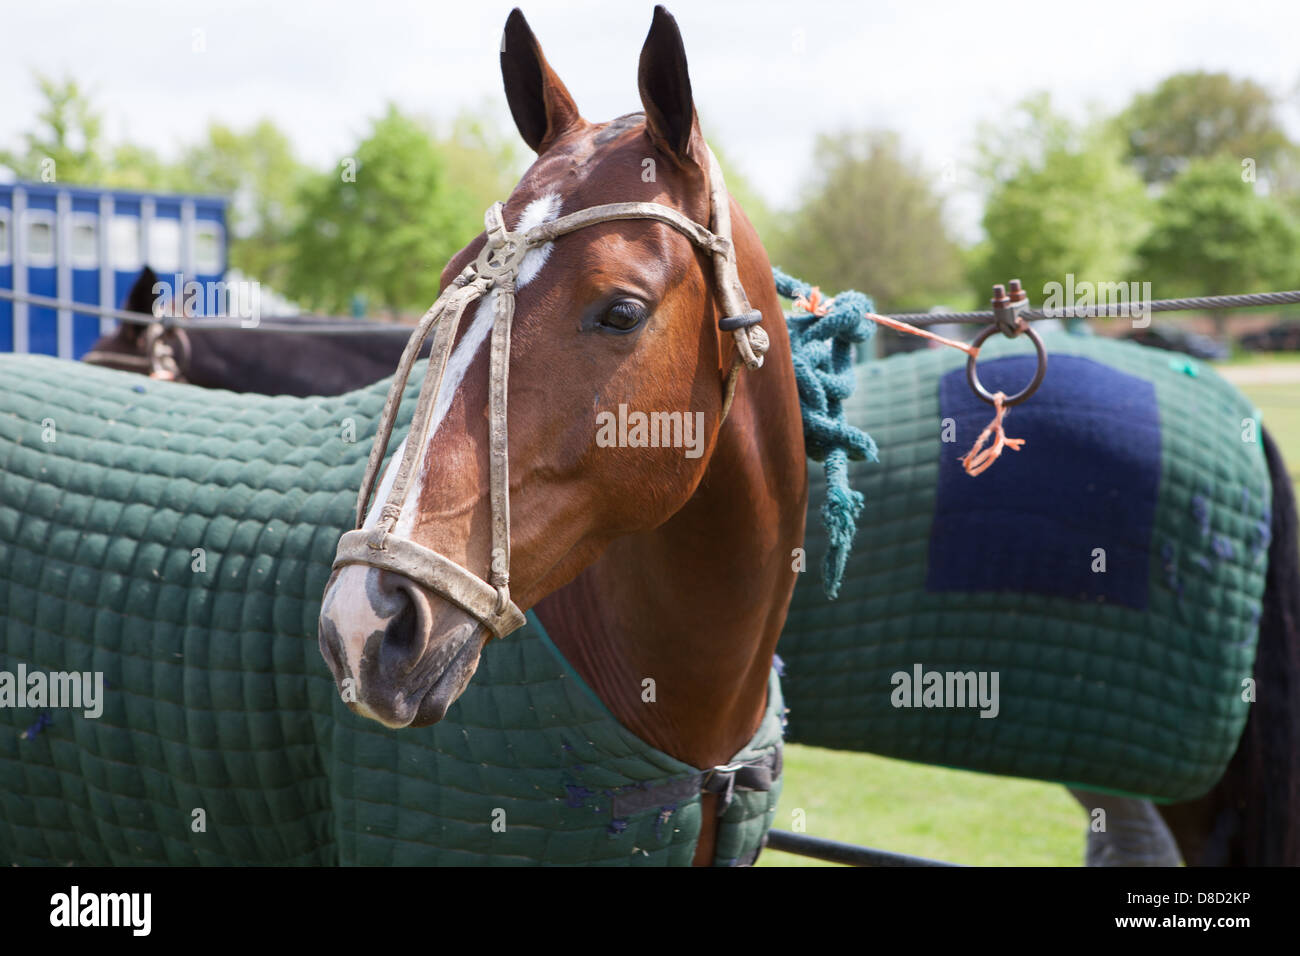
[82,322,191,381]
[332,148,769,640]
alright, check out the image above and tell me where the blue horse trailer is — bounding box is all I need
[0,181,228,358]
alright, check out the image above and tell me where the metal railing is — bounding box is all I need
[764,830,962,867]
[10,282,1300,338]
[8,285,1300,337]
[881,289,1300,327]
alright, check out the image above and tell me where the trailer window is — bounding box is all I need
[192,221,223,274]
[148,218,181,272]
[24,211,56,266]
[71,215,98,268]
[111,215,142,270]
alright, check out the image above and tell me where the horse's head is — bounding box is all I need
[318,6,777,728]
[82,265,193,380]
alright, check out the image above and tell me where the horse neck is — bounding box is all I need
[536,312,806,770]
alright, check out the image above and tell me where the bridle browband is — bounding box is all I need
[332,148,769,640]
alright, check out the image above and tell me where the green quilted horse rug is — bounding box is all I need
[778,330,1300,867]
[0,355,783,866]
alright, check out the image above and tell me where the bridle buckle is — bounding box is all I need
[475,202,531,281]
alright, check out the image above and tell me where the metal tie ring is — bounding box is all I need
[965,323,1047,407]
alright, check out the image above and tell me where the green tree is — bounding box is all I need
[0,74,105,183]
[971,92,1077,192]
[1117,72,1293,184]
[766,130,963,312]
[705,137,779,249]
[971,96,1151,305]
[285,105,517,315]
[167,120,310,290]
[436,108,526,218]
[1137,156,1300,336]
[1,73,198,192]
[102,143,179,191]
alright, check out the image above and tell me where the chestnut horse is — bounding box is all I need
[317,7,805,865]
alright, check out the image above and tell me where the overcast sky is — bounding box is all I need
[4,0,1299,239]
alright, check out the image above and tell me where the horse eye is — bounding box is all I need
[599,299,647,333]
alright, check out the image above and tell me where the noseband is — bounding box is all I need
[333,149,769,640]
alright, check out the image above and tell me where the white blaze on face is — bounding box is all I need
[322,192,562,679]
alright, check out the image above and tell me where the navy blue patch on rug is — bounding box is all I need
[926,354,1160,609]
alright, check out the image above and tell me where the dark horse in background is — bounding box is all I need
[1159,428,1298,866]
[82,266,430,396]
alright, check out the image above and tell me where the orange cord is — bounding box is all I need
[864,313,981,357]
[960,391,1025,476]
[794,290,980,357]
[792,287,832,317]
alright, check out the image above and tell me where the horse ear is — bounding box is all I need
[638,5,706,168]
[500,8,582,154]
[124,266,159,315]
[120,266,159,344]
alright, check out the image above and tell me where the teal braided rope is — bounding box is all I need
[773,268,879,599]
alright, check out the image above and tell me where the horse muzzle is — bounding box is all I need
[318,567,491,728]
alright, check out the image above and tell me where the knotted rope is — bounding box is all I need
[774,268,878,600]
[959,391,1024,476]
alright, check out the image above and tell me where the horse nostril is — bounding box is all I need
[318,617,347,680]
[379,587,424,674]
[325,634,344,675]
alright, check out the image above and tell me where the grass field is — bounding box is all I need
[757,747,1084,866]
[759,358,1300,868]
[1242,379,1300,502]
